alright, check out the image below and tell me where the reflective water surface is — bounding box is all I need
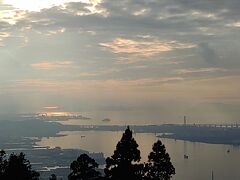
[38,131,240,180]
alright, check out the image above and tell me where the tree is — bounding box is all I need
[104,126,142,180]
[145,140,175,180]
[3,152,40,180]
[68,153,101,180]
[49,174,57,180]
[0,150,7,178]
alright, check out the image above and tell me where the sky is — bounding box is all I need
[0,0,240,124]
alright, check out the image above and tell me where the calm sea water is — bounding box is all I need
[38,131,240,180]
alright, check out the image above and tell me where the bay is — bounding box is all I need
[38,130,240,180]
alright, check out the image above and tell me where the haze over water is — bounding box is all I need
[38,130,240,180]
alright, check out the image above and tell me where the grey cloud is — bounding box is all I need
[2,0,239,35]
[0,0,240,123]
[198,42,219,65]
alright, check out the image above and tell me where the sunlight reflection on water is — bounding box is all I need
[38,131,240,180]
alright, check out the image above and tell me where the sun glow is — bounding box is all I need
[45,112,70,117]
[38,111,74,117]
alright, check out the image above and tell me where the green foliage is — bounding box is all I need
[104,126,141,180]
[68,153,101,180]
[0,150,40,180]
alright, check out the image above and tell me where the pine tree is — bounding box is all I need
[104,126,142,180]
[68,153,101,180]
[4,152,40,180]
[146,140,175,180]
[0,150,7,178]
[49,174,57,180]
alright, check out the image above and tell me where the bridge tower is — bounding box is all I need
[184,116,187,126]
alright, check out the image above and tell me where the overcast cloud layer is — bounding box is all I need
[0,0,240,124]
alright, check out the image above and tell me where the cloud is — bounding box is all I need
[5,75,240,107]
[2,0,103,12]
[198,42,219,65]
[175,68,226,74]
[100,37,195,62]
[0,31,10,38]
[0,0,240,122]
[226,22,240,28]
[43,106,59,110]
[45,27,66,36]
[77,72,98,77]
[0,7,27,24]
[30,60,73,70]
[0,31,11,46]
[14,77,184,90]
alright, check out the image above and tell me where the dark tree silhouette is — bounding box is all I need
[0,150,7,178]
[2,152,40,180]
[104,126,142,180]
[145,140,175,180]
[68,153,101,180]
[49,173,57,180]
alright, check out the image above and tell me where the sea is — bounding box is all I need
[38,130,240,180]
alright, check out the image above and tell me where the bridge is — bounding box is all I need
[182,123,240,129]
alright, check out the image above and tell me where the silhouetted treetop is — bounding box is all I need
[68,153,101,180]
[105,126,141,180]
[0,150,7,179]
[49,174,57,180]
[146,140,175,180]
[113,126,140,163]
[0,151,39,180]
